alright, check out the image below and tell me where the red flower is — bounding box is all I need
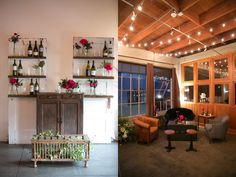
[80,39,88,46]
[10,78,17,85]
[179,115,184,121]
[104,63,113,71]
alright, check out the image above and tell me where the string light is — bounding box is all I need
[197,31,201,36]
[197,48,200,51]
[191,50,194,53]
[212,42,216,46]
[168,39,172,44]
[209,28,213,32]
[131,11,136,21]
[176,37,181,41]
[169,54,173,57]
[123,37,127,41]
[221,38,225,42]
[138,43,141,47]
[144,43,147,47]
[222,23,226,27]
[187,35,190,38]
[175,53,178,56]
[132,44,135,47]
[159,41,163,45]
[129,25,134,31]
[151,42,154,45]
[184,51,187,54]
[231,33,235,38]
[126,44,129,47]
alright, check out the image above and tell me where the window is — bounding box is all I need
[215,84,229,104]
[198,61,209,80]
[184,65,194,81]
[118,62,146,117]
[154,67,172,112]
[184,86,194,102]
[198,85,209,103]
[214,58,228,79]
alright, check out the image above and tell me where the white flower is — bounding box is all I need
[123,133,128,139]
[120,127,125,133]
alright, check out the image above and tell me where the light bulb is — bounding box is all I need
[197,48,200,51]
[159,41,163,45]
[129,25,134,31]
[175,53,178,56]
[168,39,172,44]
[144,43,147,47]
[209,28,213,32]
[197,31,201,36]
[221,38,224,42]
[231,33,235,38]
[123,37,127,41]
[137,5,142,11]
[138,43,141,47]
[131,12,136,21]
[184,51,187,54]
[151,42,154,45]
[187,35,190,38]
[132,44,135,47]
[177,37,181,41]
[126,44,129,47]
[222,23,226,27]
[169,54,173,56]
[191,50,194,53]
[178,52,181,55]
[212,42,216,45]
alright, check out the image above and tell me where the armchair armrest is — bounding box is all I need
[141,116,159,127]
[133,119,150,129]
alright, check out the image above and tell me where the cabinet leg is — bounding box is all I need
[34,161,37,168]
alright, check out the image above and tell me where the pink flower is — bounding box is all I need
[179,115,184,120]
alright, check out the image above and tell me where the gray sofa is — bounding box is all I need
[205,115,229,142]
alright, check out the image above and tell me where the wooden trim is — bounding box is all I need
[8,75,46,78]
[146,63,154,116]
[73,75,114,79]
[8,56,46,59]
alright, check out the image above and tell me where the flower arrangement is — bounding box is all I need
[88,79,98,88]
[118,118,134,144]
[58,78,79,93]
[9,77,23,94]
[9,33,20,44]
[175,111,185,123]
[79,38,93,50]
[33,61,45,69]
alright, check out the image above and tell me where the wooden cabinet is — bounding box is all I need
[37,93,83,134]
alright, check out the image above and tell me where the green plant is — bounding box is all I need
[33,61,45,69]
[118,118,135,144]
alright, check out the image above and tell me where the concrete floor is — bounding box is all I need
[119,129,236,177]
[0,143,118,177]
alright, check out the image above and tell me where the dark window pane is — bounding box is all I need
[118,90,121,103]
[140,91,146,102]
[118,77,121,90]
[154,68,172,79]
[122,77,130,90]
[122,91,130,103]
[184,86,194,102]
[215,84,229,104]
[198,85,209,103]
[214,58,228,79]
[132,78,138,90]
[121,72,130,77]
[131,73,139,78]
[131,104,139,116]
[121,104,130,117]
[140,74,146,79]
[131,91,139,103]
[140,66,146,74]
[198,61,209,80]
[131,65,139,73]
[140,103,146,114]
[140,78,146,90]
[184,65,194,81]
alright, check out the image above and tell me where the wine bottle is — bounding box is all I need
[34,79,40,94]
[28,41,33,57]
[103,41,108,57]
[33,41,39,57]
[86,60,91,76]
[90,60,96,77]
[108,40,113,57]
[29,79,34,95]
[39,39,44,58]
[17,60,23,76]
[12,59,18,76]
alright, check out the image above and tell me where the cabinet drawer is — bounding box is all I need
[62,94,83,99]
[38,95,60,99]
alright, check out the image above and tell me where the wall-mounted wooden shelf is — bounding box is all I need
[73,75,114,79]
[8,75,46,78]
[8,94,36,98]
[8,56,46,59]
[73,56,114,60]
[84,95,113,98]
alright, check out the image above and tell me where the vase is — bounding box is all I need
[93,87,96,95]
[83,48,88,56]
[66,89,73,94]
[38,67,44,75]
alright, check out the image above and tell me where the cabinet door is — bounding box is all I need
[37,99,60,134]
[60,95,83,134]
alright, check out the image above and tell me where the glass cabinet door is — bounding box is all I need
[215,84,229,104]
[198,61,209,80]
[184,85,194,102]
[214,58,228,79]
[184,65,194,81]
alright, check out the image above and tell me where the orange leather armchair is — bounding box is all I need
[132,116,159,144]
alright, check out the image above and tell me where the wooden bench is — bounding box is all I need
[31,134,90,168]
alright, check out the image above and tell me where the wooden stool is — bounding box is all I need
[164,129,175,152]
[186,129,197,152]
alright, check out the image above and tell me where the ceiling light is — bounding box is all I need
[168,39,172,44]
[178,52,181,55]
[138,43,141,47]
[169,54,173,56]
[129,25,134,31]
[197,31,201,36]
[188,39,191,44]
[231,33,235,38]
[177,37,181,41]
[161,54,164,56]
[151,42,154,45]
[222,23,226,27]
[132,44,135,47]
[212,42,216,45]
[187,35,190,38]
[144,43,147,47]
[137,5,142,11]
[184,51,187,54]
[198,48,200,51]
[209,28,213,32]
[126,44,129,47]
[166,54,169,57]
[175,53,178,56]
[123,37,127,41]
[191,50,194,53]
[178,12,183,16]
[154,53,157,55]
[171,10,177,18]
[118,41,123,46]
[159,41,163,45]
[131,11,136,21]
[221,38,224,42]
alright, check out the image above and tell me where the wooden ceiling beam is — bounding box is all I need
[174,29,236,57]
[161,0,179,11]
[180,0,200,12]
[183,10,200,25]
[200,0,236,25]
[162,18,236,53]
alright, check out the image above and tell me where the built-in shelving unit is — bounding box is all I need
[8,75,46,78]
[8,56,46,59]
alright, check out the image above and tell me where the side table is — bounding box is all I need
[197,114,214,130]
